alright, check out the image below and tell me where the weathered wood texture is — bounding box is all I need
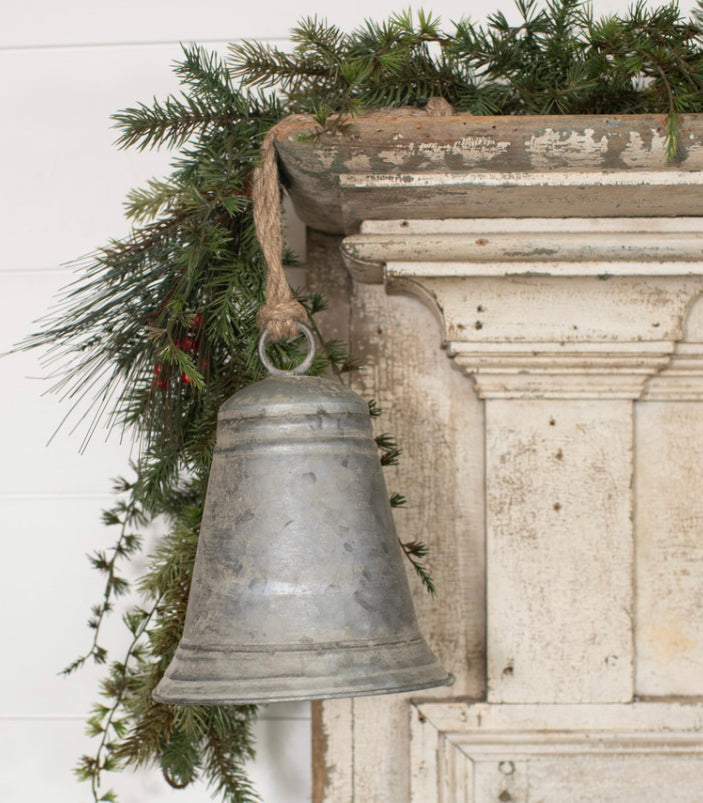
[635,401,703,697]
[342,219,703,406]
[635,296,703,698]
[342,217,703,283]
[307,230,486,802]
[274,113,703,232]
[411,702,703,803]
[294,116,703,802]
[308,216,703,800]
[486,399,634,703]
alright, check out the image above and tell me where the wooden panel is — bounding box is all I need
[411,701,703,803]
[527,755,703,802]
[313,699,354,803]
[342,217,703,284]
[635,401,703,697]
[348,272,486,696]
[486,399,634,703]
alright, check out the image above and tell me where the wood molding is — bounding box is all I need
[274,113,703,233]
[341,218,703,400]
[410,701,703,803]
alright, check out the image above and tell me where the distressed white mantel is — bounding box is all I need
[340,216,703,797]
[275,113,703,802]
[342,217,703,401]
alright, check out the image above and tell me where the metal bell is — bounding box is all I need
[153,326,451,704]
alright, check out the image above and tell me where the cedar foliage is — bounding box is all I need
[19,2,703,800]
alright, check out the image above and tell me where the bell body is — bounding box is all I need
[153,375,451,704]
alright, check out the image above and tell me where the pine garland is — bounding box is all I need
[19,2,703,800]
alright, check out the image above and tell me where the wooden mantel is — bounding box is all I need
[275,111,703,232]
[275,113,703,803]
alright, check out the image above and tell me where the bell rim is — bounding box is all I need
[152,669,454,705]
[152,635,453,705]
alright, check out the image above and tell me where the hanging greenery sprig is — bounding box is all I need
[19,2,703,800]
[231,0,703,154]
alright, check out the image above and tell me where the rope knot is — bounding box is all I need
[257,299,309,342]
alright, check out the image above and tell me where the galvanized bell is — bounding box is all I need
[153,325,451,704]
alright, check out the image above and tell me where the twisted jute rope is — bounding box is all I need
[252,122,309,342]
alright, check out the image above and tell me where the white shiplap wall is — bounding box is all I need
[0,1,688,801]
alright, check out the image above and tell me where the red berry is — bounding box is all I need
[189,313,202,330]
[181,372,192,385]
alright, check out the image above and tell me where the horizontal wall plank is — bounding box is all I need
[0,714,309,802]
[0,45,183,271]
[6,0,662,49]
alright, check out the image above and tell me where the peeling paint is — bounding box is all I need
[377,135,510,166]
[526,128,609,167]
[621,130,668,167]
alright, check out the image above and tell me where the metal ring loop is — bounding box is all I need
[258,321,316,376]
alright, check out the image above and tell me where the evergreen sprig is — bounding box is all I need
[230,0,703,153]
[61,478,146,676]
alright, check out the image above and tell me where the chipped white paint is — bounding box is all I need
[450,345,673,400]
[526,127,609,167]
[338,169,703,189]
[276,113,703,233]
[342,220,703,404]
[377,135,511,166]
[635,401,703,696]
[343,230,703,268]
[286,109,703,803]
[409,274,700,348]
[621,129,668,167]
[309,232,485,803]
[334,170,703,230]
[316,699,354,801]
[641,344,703,400]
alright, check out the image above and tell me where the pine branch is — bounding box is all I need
[62,485,145,676]
[203,725,260,803]
[76,594,163,803]
[401,540,437,597]
[113,95,234,152]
